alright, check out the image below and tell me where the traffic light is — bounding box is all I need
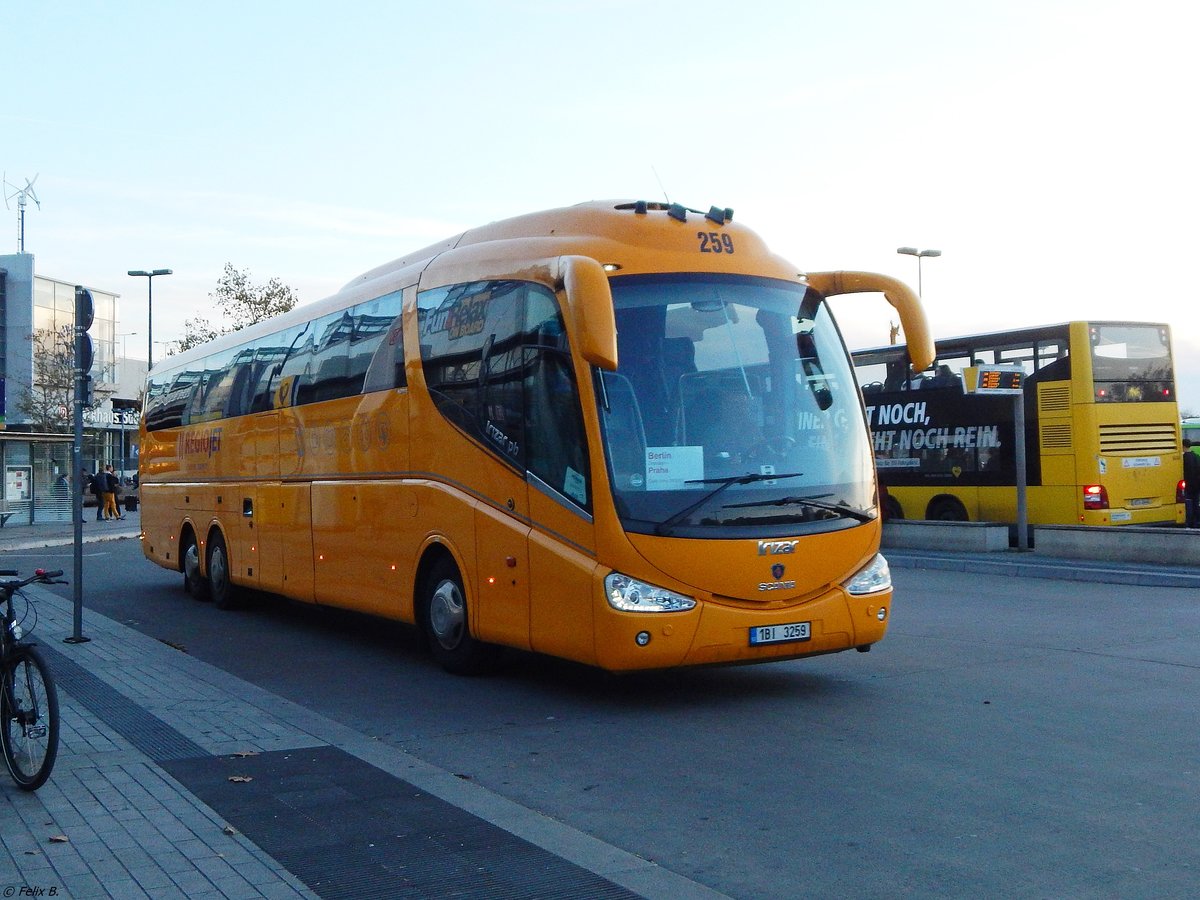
[75,286,95,407]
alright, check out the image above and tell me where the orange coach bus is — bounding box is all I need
[140,200,932,673]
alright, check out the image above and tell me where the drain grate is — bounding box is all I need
[37,643,208,762]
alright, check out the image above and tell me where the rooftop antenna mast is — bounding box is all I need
[3,173,41,253]
[650,165,671,203]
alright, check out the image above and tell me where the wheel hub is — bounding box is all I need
[429,580,465,650]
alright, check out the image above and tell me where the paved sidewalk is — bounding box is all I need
[0,524,726,899]
[0,509,143,552]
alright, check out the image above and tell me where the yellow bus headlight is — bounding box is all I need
[605,573,696,613]
[844,553,892,596]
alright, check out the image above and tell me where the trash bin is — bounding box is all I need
[125,495,139,512]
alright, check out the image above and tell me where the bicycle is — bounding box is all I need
[1,568,66,791]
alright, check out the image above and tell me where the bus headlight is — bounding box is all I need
[844,553,892,596]
[605,573,696,612]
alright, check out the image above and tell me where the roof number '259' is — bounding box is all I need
[697,231,735,254]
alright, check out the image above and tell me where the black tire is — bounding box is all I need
[883,495,904,521]
[2,645,60,791]
[420,557,497,675]
[928,498,969,521]
[182,531,210,601]
[207,530,239,610]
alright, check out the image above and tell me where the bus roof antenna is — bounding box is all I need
[650,165,671,204]
[3,173,41,253]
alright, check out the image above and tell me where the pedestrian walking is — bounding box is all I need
[1184,439,1200,528]
[89,467,105,521]
[102,464,123,521]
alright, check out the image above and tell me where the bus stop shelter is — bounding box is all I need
[0,431,76,527]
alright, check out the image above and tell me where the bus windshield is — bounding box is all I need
[597,273,875,537]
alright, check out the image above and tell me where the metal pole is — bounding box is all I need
[148,277,154,369]
[1014,390,1029,551]
[67,294,91,644]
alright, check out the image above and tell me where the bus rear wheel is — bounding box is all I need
[182,531,209,601]
[206,531,239,610]
[421,557,497,676]
[927,497,969,521]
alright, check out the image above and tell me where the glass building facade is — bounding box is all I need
[1,253,137,525]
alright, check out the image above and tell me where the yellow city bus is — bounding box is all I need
[853,321,1186,527]
[140,200,932,673]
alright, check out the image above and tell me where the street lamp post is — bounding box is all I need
[127,269,172,368]
[117,331,137,360]
[116,331,136,476]
[896,247,941,297]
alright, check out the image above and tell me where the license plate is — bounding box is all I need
[749,621,811,646]
[1129,497,1153,508]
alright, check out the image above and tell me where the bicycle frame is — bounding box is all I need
[1,567,65,791]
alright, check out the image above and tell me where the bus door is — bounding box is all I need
[471,470,533,650]
[522,287,597,662]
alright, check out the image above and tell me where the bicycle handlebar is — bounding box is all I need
[0,569,68,590]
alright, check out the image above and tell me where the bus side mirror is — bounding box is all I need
[562,256,618,371]
[804,271,936,372]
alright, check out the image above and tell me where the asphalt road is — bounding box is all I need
[15,537,1200,898]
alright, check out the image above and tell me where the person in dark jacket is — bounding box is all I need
[89,468,104,521]
[102,464,123,521]
[1184,439,1200,528]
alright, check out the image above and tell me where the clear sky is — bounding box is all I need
[3,0,1197,410]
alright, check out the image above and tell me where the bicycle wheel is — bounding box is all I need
[1,645,60,791]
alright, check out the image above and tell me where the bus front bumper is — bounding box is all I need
[592,585,891,672]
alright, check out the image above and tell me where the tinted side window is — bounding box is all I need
[276,323,316,408]
[418,281,526,468]
[296,292,405,404]
[145,369,201,431]
[523,287,590,508]
[301,311,354,404]
[358,291,406,392]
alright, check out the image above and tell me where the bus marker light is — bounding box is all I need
[636,631,651,646]
[487,576,496,585]
[877,607,887,622]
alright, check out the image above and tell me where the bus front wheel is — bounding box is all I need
[421,557,497,676]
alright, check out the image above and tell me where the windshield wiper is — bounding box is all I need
[654,471,803,536]
[721,494,875,523]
